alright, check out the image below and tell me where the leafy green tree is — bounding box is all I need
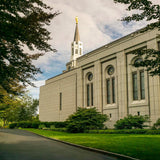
[0,0,60,98]
[0,93,20,126]
[114,115,150,129]
[66,107,108,133]
[0,94,39,125]
[113,0,160,76]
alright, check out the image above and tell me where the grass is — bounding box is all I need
[23,128,160,160]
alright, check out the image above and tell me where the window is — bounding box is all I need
[60,93,62,110]
[72,48,74,55]
[132,70,145,101]
[106,79,111,104]
[137,111,140,116]
[88,73,93,81]
[91,83,93,106]
[140,71,145,99]
[68,66,71,71]
[112,78,115,103]
[80,48,82,55]
[86,73,94,107]
[87,84,90,106]
[132,72,138,100]
[75,49,78,54]
[107,66,114,75]
[158,41,160,51]
[106,66,116,104]
[86,83,93,107]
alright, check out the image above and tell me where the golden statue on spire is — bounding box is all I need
[75,16,78,24]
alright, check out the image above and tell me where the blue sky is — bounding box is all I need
[27,0,159,99]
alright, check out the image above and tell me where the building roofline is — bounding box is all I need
[77,22,158,61]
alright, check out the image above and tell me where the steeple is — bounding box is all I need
[70,17,83,66]
[74,17,80,42]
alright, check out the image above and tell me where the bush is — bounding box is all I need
[66,107,108,133]
[17,122,32,128]
[38,124,46,129]
[153,118,160,129]
[50,125,55,129]
[31,122,40,128]
[9,121,67,129]
[88,129,160,134]
[9,123,18,129]
[114,115,149,129]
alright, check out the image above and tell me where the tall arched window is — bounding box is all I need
[106,65,116,104]
[86,72,93,107]
[132,57,145,100]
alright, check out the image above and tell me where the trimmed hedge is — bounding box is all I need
[88,129,160,134]
[9,121,67,129]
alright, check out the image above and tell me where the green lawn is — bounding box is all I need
[24,128,160,160]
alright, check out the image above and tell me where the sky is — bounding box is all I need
[27,0,159,99]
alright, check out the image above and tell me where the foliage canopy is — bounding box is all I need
[114,0,160,76]
[0,94,39,125]
[0,0,59,97]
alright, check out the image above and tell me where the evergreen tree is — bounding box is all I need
[114,0,160,76]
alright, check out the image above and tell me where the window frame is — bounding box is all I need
[86,72,94,107]
[106,65,116,105]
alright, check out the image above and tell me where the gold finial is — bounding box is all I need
[75,16,78,24]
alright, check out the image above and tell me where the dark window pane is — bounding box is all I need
[91,83,93,106]
[88,73,93,81]
[87,84,90,106]
[140,71,145,99]
[112,77,115,103]
[60,93,62,110]
[106,79,111,104]
[158,41,160,51]
[132,72,138,100]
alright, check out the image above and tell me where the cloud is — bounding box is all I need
[27,80,45,99]
[27,0,158,98]
[36,0,153,68]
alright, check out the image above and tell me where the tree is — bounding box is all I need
[113,0,160,76]
[0,93,39,125]
[0,0,60,98]
[66,107,108,133]
[0,89,21,126]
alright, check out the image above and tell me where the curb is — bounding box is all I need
[23,129,139,160]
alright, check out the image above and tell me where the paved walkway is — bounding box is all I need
[0,129,118,160]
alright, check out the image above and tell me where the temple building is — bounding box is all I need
[39,17,160,127]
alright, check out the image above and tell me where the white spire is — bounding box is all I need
[70,17,83,64]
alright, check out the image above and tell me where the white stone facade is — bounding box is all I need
[39,26,160,128]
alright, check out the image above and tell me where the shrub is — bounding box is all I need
[114,115,149,129]
[66,107,108,133]
[50,125,55,129]
[9,121,67,129]
[31,122,40,128]
[9,123,17,129]
[16,121,32,128]
[153,118,160,129]
[88,129,160,134]
[38,124,46,129]
[54,122,67,128]
[40,121,67,128]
